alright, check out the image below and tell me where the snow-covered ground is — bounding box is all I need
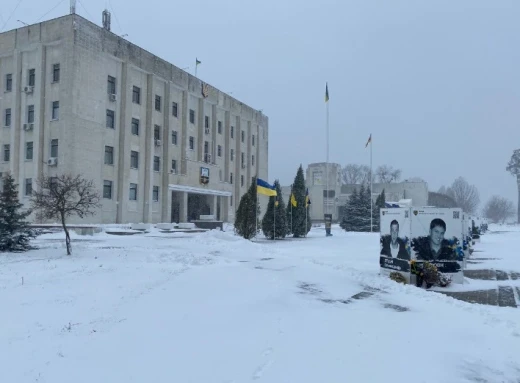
[1,224,519,382]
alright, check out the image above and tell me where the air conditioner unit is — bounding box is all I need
[154,139,162,147]
[47,157,58,166]
[23,123,34,131]
[109,93,117,102]
[24,86,34,94]
[204,127,210,135]
[205,154,211,163]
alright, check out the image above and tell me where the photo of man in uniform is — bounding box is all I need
[380,220,410,260]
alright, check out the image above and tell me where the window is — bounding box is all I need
[189,109,195,124]
[5,74,12,92]
[155,95,161,111]
[28,69,35,87]
[50,139,59,157]
[25,178,32,196]
[230,172,233,184]
[252,155,255,166]
[50,177,58,192]
[0,172,3,192]
[171,130,177,145]
[189,136,194,150]
[104,146,114,165]
[241,175,244,187]
[153,186,159,202]
[107,75,116,95]
[52,64,60,83]
[153,156,160,171]
[103,180,112,199]
[132,86,140,104]
[51,101,59,120]
[241,152,245,167]
[217,145,222,157]
[106,109,115,129]
[4,108,11,127]
[252,134,255,146]
[129,183,138,200]
[26,142,33,160]
[230,126,234,138]
[230,149,234,161]
[241,130,245,143]
[205,116,209,128]
[154,125,161,140]
[3,144,10,161]
[131,118,139,135]
[171,159,177,173]
[172,102,178,117]
[218,121,222,134]
[230,197,233,207]
[130,151,139,169]
[27,105,34,123]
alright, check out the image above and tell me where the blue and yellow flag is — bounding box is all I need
[325,83,329,103]
[290,187,297,207]
[257,178,277,197]
[305,188,311,207]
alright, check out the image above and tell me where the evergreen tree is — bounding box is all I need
[234,177,260,240]
[261,180,288,239]
[287,165,311,237]
[340,188,359,231]
[358,184,372,232]
[373,189,386,232]
[0,174,38,252]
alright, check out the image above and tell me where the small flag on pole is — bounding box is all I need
[196,58,201,66]
[290,192,297,207]
[305,188,311,207]
[325,82,329,103]
[256,178,277,197]
[365,134,372,148]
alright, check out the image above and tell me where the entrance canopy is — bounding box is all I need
[168,184,232,197]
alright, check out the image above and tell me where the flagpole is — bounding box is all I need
[255,176,258,240]
[290,185,293,234]
[370,134,373,232]
[325,83,329,236]
[273,196,276,240]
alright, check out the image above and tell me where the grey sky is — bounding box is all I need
[3,0,520,211]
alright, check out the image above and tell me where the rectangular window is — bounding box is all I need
[153,156,160,171]
[50,177,58,192]
[153,186,159,202]
[230,172,233,184]
[218,121,222,134]
[130,151,139,169]
[106,109,115,129]
[171,130,178,145]
[25,178,32,196]
[52,63,60,82]
[107,75,116,95]
[189,136,194,150]
[189,109,195,124]
[252,134,255,146]
[241,130,245,143]
[172,102,178,117]
[26,142,33,160]
[129,183,138,200]
[252,155,255,166]
[154,125,161,140]
[51,101,59,120]
[50,139,59,157]
[103,180,112,199]
[0,172,3,192]
[131,118,139,135]
[4,108,11,127]
[104,146,114,165]
[28,69,35,87]
[3,144,10,161]
[230,126,234,138]
[171,159,177,172]
[132,86,140,104]
[217,145,222,157]
[205,116,209,129]
[5,74,12,92]
[230,149,234,161]
[27,105,35,123]
[155,95,161,111]
[241,152,245,166]
[241,175,244,187]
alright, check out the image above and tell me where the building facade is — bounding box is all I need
[0,14,268,224]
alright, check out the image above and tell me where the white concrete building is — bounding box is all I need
[0,13,268,224]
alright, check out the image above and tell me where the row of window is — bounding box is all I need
[102,181,159,202]
[3,101,59,126]
[1,139,58,162]
[3,64,60,92]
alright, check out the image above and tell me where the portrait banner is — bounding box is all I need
[379,208,412,282]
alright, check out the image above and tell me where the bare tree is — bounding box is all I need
[506,149,520,223]
[31,174,101,255]
[341,164,372,184]
[375,165,402,183]
[445,177,480,214]
[483,195,515,223]
[437,185,448,195]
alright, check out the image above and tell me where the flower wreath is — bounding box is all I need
[410,260,451,288]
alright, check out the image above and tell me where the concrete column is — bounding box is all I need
[161,81,171,223]
[179,191,188,222]
[143,74,153,223]
[209,195,217,217]
[116,61,128,223]
[221,196,229,222]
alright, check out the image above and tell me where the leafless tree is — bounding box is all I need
[445,177,480,214]
[506,149,520,223]
[428,192,458,208]
[341,164,372,184]
[437,185,448,195]
[483,195,515,223]
[375,165,402,183]
[31,174,101,255]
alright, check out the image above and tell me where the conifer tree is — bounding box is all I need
[261,180,288,239]
[234,177,260,240]
[287,165,311,237]
[340,188,358,231]
[373,189,386,232]
[358,184,372,232]
[0,173,38,252]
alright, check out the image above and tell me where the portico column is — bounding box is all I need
[179,192,188,222]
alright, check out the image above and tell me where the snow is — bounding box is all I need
[1,224,519,382]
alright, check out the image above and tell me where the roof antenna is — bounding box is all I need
[70,0,76,14]
[102,9,111,31]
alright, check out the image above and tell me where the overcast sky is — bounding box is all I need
[2,0,520,212]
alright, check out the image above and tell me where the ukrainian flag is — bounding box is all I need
[305,188,311,207]
[290,192,297,207]
[257,178,277,197]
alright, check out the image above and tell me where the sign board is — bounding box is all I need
[200,167,209,185]
[380,207,412,281]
